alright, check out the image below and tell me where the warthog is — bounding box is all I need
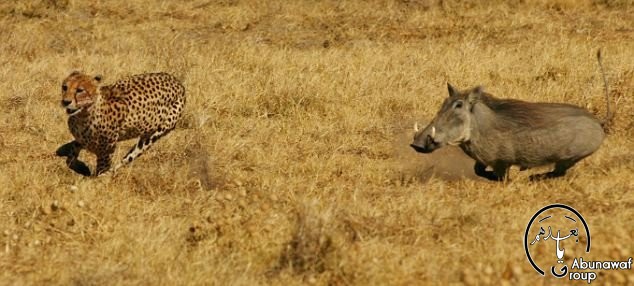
[411,51,613,181]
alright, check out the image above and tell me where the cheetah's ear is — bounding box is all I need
[70,70,80,76]
[94,74,103,82]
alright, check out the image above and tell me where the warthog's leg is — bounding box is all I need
[494,164,510,181]
[474,161,497,180]
[114,127,172,171]
[56,141,91,176]
[474,161,509,181]
[530,158,583,181]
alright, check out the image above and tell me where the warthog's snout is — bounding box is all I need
[410,144,429,153]
[412,123,440,153]
[410,134,438,153]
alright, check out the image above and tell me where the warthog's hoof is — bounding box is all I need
[473,162,505,181]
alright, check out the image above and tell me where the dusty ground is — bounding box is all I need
[0,0,633,285]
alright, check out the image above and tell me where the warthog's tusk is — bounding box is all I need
[431,126,436,138]
[414,122,420,132]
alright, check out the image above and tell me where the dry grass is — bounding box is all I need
[1,0,633,285]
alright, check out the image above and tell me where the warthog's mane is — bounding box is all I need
[477,92,589,128]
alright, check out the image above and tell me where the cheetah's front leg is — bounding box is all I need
[95,143,116,176]
[56,141,91,176]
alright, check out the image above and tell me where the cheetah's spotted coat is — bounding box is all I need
[57,71,186,176]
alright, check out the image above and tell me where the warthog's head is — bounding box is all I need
[61,71,102,116]
[411,83,482,153]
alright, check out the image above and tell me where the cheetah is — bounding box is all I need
[56,71,186,176]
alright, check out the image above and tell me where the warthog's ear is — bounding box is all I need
[467,86,484,108]
[447,83,459,97]
[94,74,103,82]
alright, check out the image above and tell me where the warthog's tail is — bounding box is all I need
[597,49,614,131]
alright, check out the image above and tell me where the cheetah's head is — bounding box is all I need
[60,71,102,116]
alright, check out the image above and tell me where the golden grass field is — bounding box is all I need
[0,0,633,285]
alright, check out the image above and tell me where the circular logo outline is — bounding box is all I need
[523,204,591,276]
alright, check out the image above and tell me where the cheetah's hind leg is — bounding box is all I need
[56,141,91,176]
[114,127,172,172]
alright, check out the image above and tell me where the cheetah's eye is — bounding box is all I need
[62,84,67,92]
[76,87,84,93]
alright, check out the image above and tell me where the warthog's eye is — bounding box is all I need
[62,84,67,92]
[76,87,84,93]
[453,100,464,109]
